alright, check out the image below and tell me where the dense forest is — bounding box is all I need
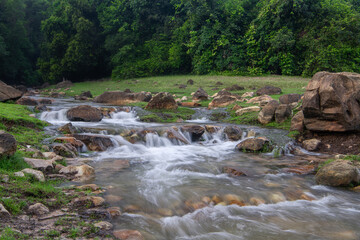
[1,0,360,86]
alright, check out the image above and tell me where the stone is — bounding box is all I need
[76,184,100,192]
[249,197,266,206]
[107,207,122,217]
[187,79,194,85]
[225,84,244,91]
[275,104,292,123]
[71,134,114,151]
[179,84,187,89]
[0,80,23,102]
[113,230,144,240]
[269,192,286,203]
[192,88,209,102]
[223,194,245,206]
[0,203,10,218]
[24,158,53,172]
[279,94,301,104]
[35,104,48,112]
[21,168,45,182]
[66,105,103,122]
[180,102,201,107]
[283,165,315,175]
[290,111,305,132]
[59,164,95,181]
[180,125,205,141]
[247,95,273,105]
[236,106,261,116]
[303,72,360,132]
[205,125,221,134]
[28,203,49,216]
[258,100,280,124]
[79,91,93,98]
[0,131,17,157]
[16,97,38,106]
[241,92,254,98]
[14,171,25,177]
[94,91,151,105]
[236,137,271,152]
[53,143,78,158]
[223,167,247,176]
[94,221,113,230]
[57,123,77,134]
[55,137,84,148]
[71,196,105,208]
[165,128,190,144]
[208,95,237,109]
[302,139,321,151]
[42,152,58,159]
[145,92,177,110]
[223,126,243,141]
[56,80,73,88]
[256,86,282,96]
[315,160,359,186]
[38,98,53,105]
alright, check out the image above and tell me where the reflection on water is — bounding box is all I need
[39,97,360,240]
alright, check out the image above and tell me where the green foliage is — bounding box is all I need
[0,227,29,240]
[0,152,30,172]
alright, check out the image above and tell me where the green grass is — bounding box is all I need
[0,152,30,172]
[138,106,196,123]
[0,102,48,147]
[0,227,29,240]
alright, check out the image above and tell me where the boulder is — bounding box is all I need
[21,168,45,182]
[241,92,254,98]
[236,106,260,116]
[66,105,103,122]
[71,134,114,151]
[236,137,271,152]
[0,203,10,218]
[71,196,105,208]
[0,131,17,157]
[256,86,282,96]
[52,143,78,158]
[145,92,177,110]
[24,158,54,172]
[303,72,360,132]
[16,97,38,106]
[315,160,359,186]
[208,95,237,109]
[113,230,144,240]
[279,94,301,104]
[290,111,305,132]
[192,88,209,102]
[275,104,292,123]
[56,80,73,88]
[94,91,150,105]
[57,123,77,134]
[79,91,93,98]
[258,100,280,124]
[180,125,205,141]
[247,95,273,105]
[59,164,95,181]
[302,139,321,151]
[94,221,113,231]
[0,80,23,102]
[28,203,49,216]
[187,79,194,85]
[223,126,243,141]
[205,125,221,134]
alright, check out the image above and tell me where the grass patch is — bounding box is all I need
[0,227,29,240]
[343,155,360,162]
[138,106,196,123]
[0,152,30,172]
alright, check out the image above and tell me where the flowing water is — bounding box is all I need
[38,97,360,240]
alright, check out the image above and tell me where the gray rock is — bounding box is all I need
[302,139,321,151]
[236,137,271,152]
[275,104,292,123]
[24,158,54,172]
[21,168,45,182]
[28,203,49,216]
[316,160,359,186]
[0,203,10,218]
[0,131,17,157]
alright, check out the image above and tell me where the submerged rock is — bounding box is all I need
[315,160,359,187]
[66,105,103,122]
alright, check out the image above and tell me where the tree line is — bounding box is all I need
[1,0,360,86]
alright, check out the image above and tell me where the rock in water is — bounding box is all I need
[0,80,23,102]
[145,92,177,110]
[236,137,271,152]
[223,126,243,141]
[66,105,103,122]
[0,131,17,157]
[315,160,359,187]
[94,91,151,105]
[303,72,360,132]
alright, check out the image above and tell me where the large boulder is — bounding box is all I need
[208,95,238,109]
[223,126,243,141]
[192,88,209,102]
[0,132,17,157]
[256,86,282,96]
[236,137,271,152]
[66,105,103,122]
[275,104,292,123]
[258,100,280,124]
[16,97,39,106]
[94,91,151,105]
[279,94,301,104]
[71,134,114,151]
[290,111,305,132]
[303,72,360,132]
[315,160,359,186]
[145,92,177,110]
[0,80,23,102]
